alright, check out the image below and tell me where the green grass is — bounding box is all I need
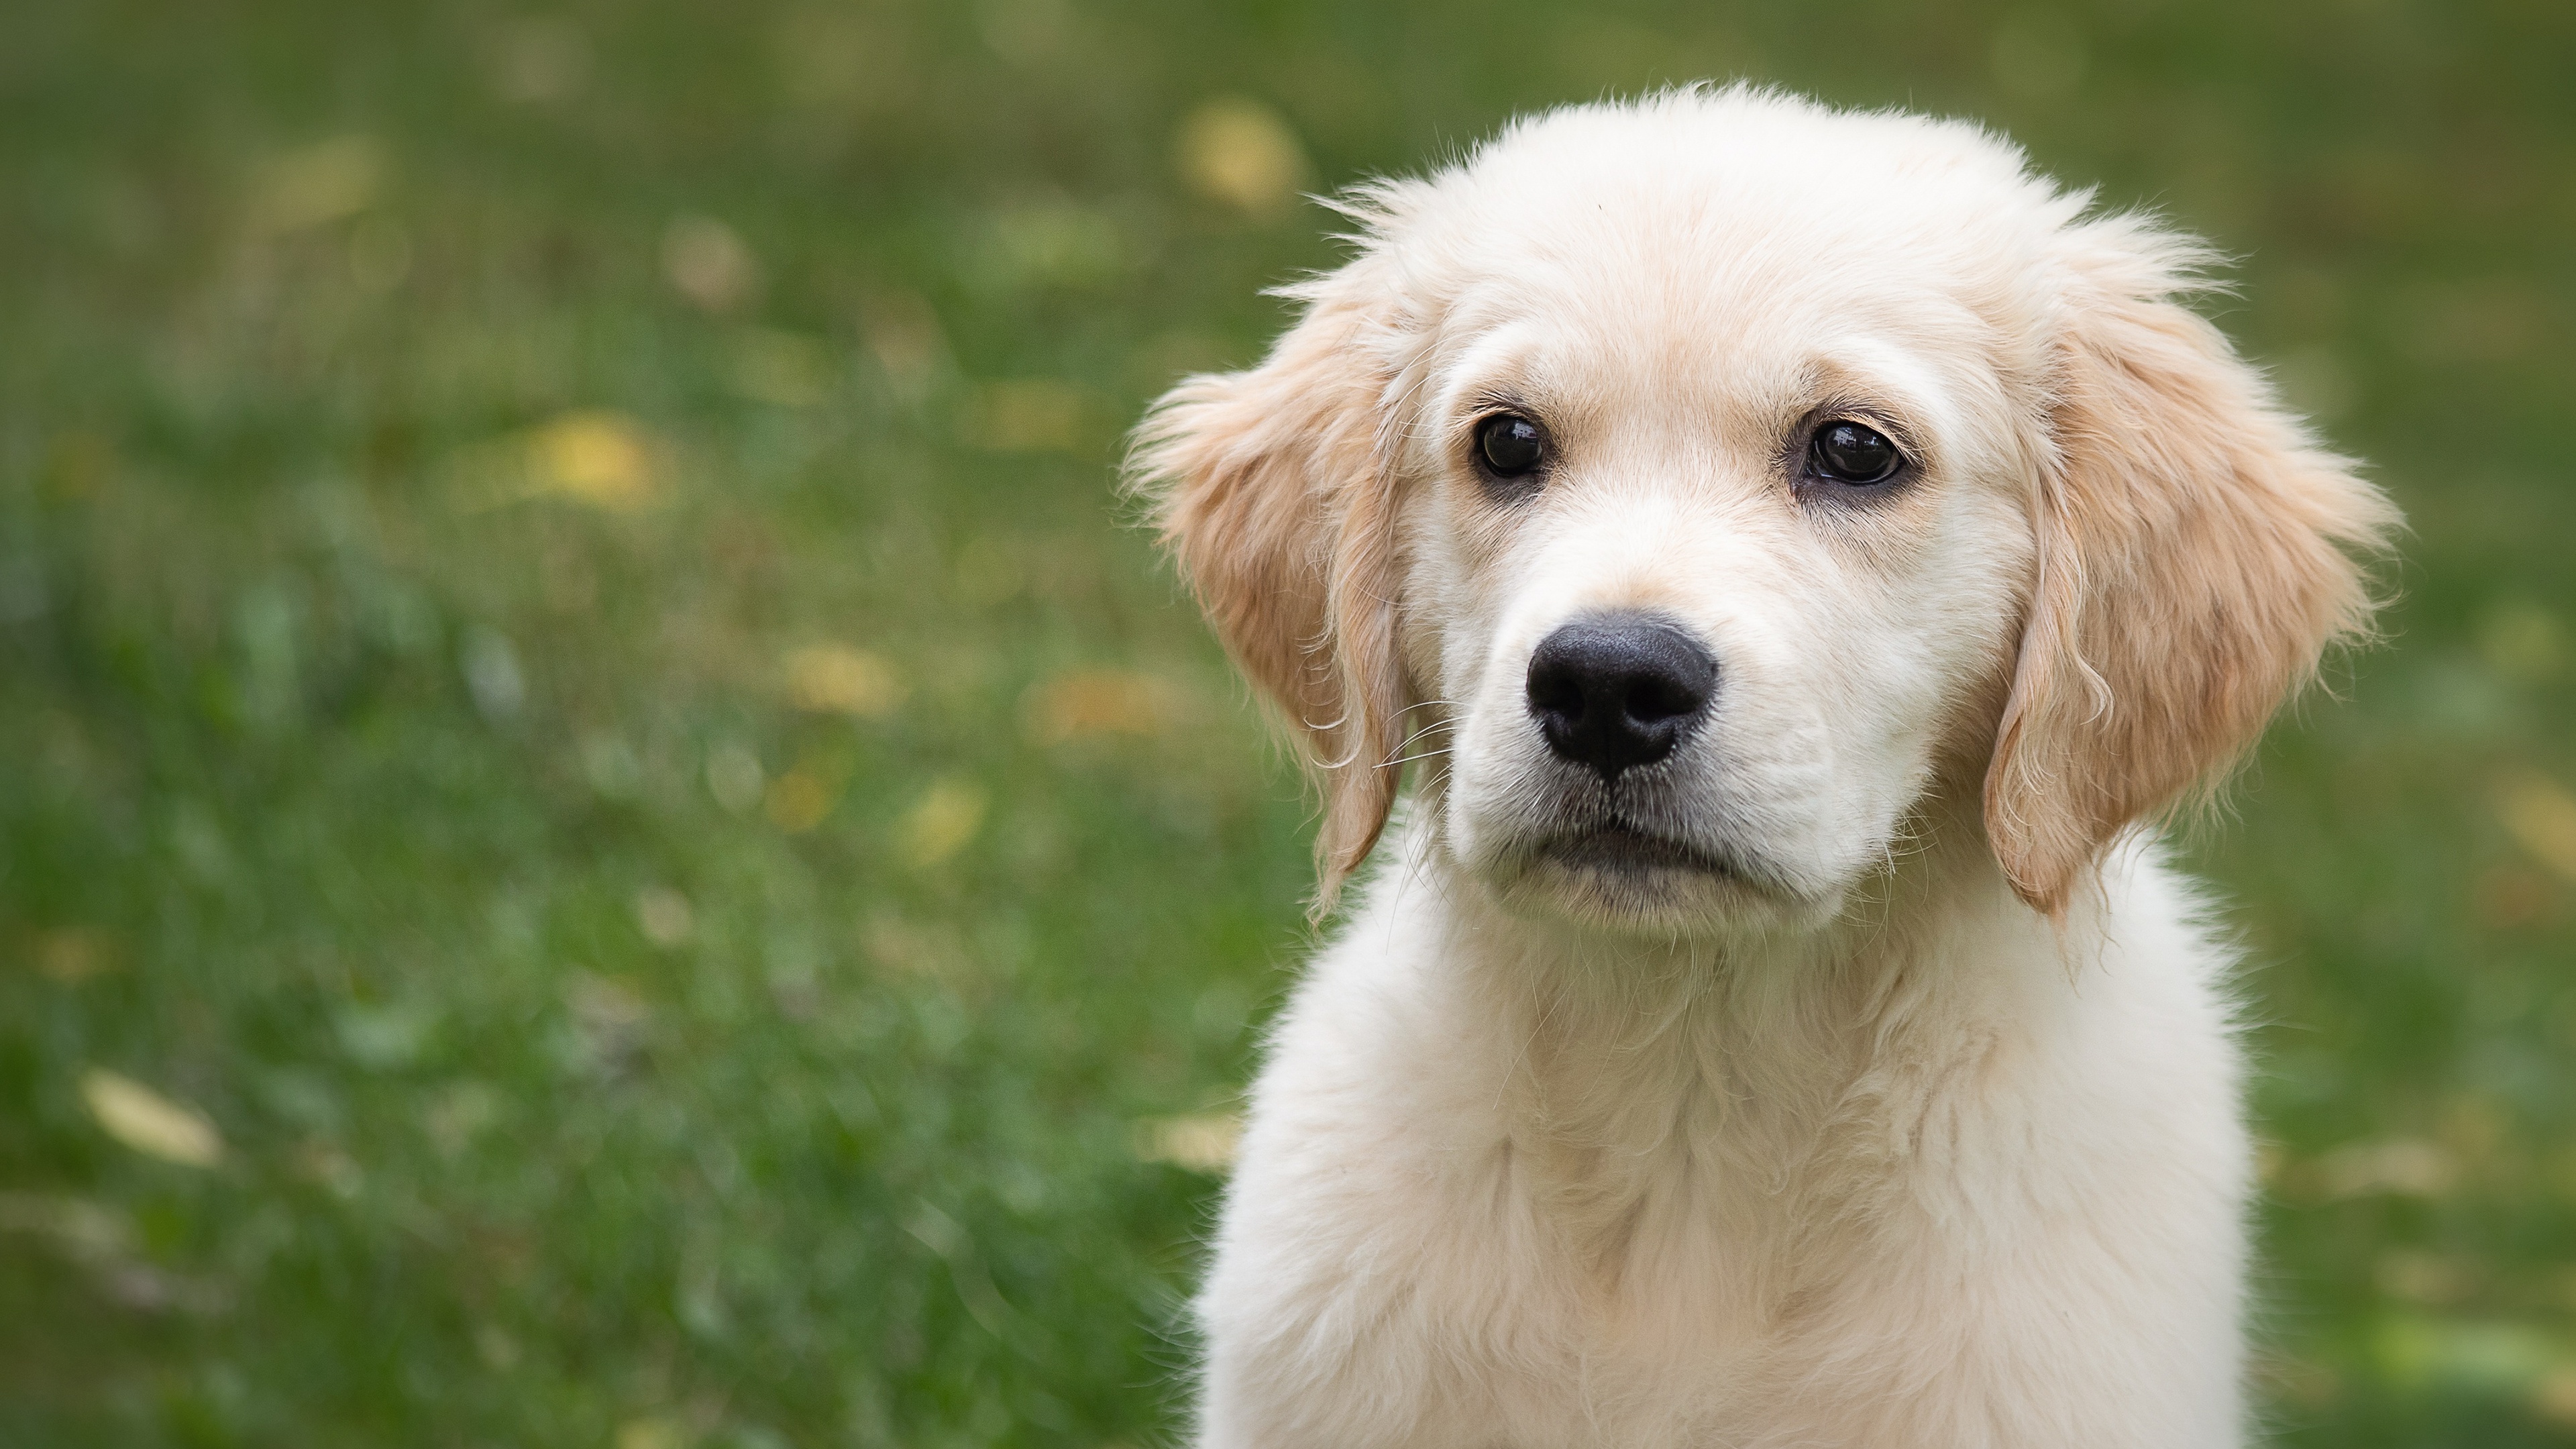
[2,1,2573,1444]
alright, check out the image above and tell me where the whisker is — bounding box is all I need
[1390,719,1453,753]
[1378,747,1454,770]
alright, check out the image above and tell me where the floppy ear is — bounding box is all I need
[1986,219,2398,917]
[1128,279,1406,910]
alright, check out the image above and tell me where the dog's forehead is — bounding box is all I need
[1447,195,2015,346]
[1420,221,2006,439]
[1400,101,2067,401]
[1434,227,1988,386]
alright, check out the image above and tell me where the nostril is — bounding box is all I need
[1527,658,1587,723]
[1623,672,1703,724]
[1523,612,1719,777]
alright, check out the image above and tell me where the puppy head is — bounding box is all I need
[1133,88,2394,930]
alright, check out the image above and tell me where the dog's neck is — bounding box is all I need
[1376,789,2100,1231]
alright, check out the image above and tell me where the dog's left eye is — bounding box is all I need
[1476,413,1546,478]
[1807,421,1904,486]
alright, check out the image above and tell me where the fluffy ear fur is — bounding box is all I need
[1128,278,1407,911]
[1987,217,2398,916]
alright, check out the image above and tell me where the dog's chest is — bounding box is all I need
[1481,1083,1902,1428]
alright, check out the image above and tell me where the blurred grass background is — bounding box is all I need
[1,0,2572,1444]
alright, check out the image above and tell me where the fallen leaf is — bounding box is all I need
[864,913,974,981]
[2315,1138,2453,1199]
[1175,98,1309,217]
[900,779,986,867]
[2498,773,2576,884]
[616,1416,689,1449]
[566,975,652,1072]
[635,887,695,947]
[861,291,951,402]
[663,215,759,313]
[570,975,649,1032]
[1133,1112,1242,1173]
[488,17,590,103]
[765,765,842,833]
[784,645,906,718]
[2377,1249,2477,1306]
[528,411,656,511]
[247,136,385,235]
[1024,668,1184,743]
[34,928,117,985]
[2536,1365,2576,1426]
[965,379,1097,453]
[426,1081,502,1159]
[0,1191,134,1262]
[294,1138,364,1198]
[81,1070,223,1169]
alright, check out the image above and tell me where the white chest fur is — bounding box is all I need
[1193,828,2249,1448]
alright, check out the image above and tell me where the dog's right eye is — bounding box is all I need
[1807,420,1904,486]
[1476,414,1546,478]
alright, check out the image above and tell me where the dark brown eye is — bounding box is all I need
[1808,421,1903,485]
[1476,413,1546,478]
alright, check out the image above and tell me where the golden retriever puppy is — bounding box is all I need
[1131,86,2394,1448]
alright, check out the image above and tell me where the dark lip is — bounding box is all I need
[1536,821,1735,878]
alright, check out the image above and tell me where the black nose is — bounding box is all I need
[1525,612,1718,779]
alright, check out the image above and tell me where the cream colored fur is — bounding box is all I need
[1131,87,2394,1449]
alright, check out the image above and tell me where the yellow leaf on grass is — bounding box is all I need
[901,779,986,867]
[765,765,843,833]
[35,928,117,985]
[247,136,385,235]
[1175,98,1309,217]
[635,886,695,947]
[1024,668,1183,744]
[2536,1364,2576,1426]
[861,291,950,402]
[81,1069,223,1169]
[1133,1112,1242,1173]
[2315,1138,2453,1199]
[662,215,760,313]
[529,411,656,511]
[616,1416,688,1449]
[784,645,906,718]
[2498,772,2576,884]
[966,379,1095,453]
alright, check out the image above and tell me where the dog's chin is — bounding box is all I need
[1479,822,1805,936]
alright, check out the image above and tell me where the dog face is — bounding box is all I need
[1397,192,2043,932]
[1135,89,2390,933]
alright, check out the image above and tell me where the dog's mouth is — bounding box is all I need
[1471,808,1819,930]
[1534,820,1735,879]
